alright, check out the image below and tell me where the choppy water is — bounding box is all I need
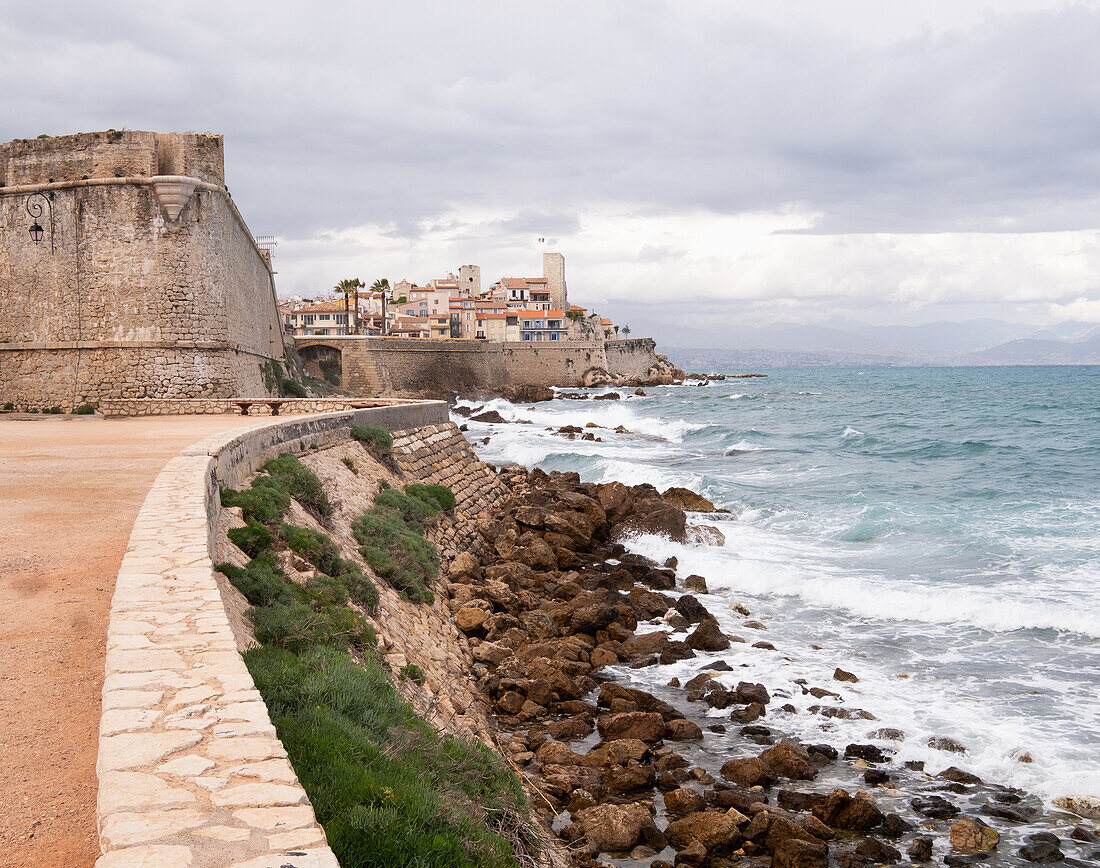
[456,366,1100,807]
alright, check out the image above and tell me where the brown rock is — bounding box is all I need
[612,497,688,542]
[760,741,816,780]
[812,789,883,831]
[571,801,662,854]
[854,838,902,864]
[721,756,778,789]
[515,532,557,569]
[596,481,635,524]
[666,719,704,741]
[454,606,489,634]
[665,787,707,818]
[950,816,1000,853]
[496,690,525,715]
[675,839,708,865]
[604,762,656,795]
[582,738,651,768]
[729,702,766,724]
[773,837,829,868]
[546,714,594,740]
[833,667,859,683]
[541,763,602,798]
[448,551,481,582]
[597,711,666,743]
[928,735,967,754]
[799,815,835,841]
[662,487,720,512]
[665,809,744,851]
[684,574,709,593]
[686,618,731,651]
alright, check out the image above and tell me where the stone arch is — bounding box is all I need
[296,342,343,387]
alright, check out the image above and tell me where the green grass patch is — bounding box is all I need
[263,454,331,519]
[399,663,425,685]
[74,404,95,415]
[351,425,393,452]
[2,402,13,411]
[216,555,295,606]
[374,489,440,526]
[222,476,292,524]
[341,457,359,475]
[352,510,437,604]
[245,645,530,868]
[405,483,456,512]
[251,601,375,653]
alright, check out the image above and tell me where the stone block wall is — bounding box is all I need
[0,132,288,410]
[603,337,663,378]
[391,423,508,562]
[293,336,667,397]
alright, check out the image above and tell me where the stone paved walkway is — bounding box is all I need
[0,414,272,868]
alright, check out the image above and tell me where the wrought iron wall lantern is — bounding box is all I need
[26,191,55,252]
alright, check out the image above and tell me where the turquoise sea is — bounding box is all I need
[457,366,1100,805]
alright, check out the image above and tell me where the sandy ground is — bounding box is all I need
[0,414,271,868]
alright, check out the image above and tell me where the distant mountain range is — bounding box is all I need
[618,316,1100,369]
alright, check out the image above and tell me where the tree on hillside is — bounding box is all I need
[335,278,363,334]
[565,308,584,322]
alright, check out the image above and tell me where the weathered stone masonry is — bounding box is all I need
[0,131,290,410]
[295,334,672,396]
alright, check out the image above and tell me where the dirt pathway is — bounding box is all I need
[0,414,270,868]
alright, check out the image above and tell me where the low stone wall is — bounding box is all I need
[291,336,670,397]
[96,402,448,867]
[97,397,429,418]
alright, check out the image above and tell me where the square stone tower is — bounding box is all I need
[543,252,567,311]
[458,264,481,297]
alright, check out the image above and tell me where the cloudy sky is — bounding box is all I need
[4,0,1100,332]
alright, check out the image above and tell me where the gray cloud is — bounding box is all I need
[4,1,1100,322]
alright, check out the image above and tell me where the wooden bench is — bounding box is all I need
[234,400,288,416]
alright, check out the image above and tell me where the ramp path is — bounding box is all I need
[0,414,273,868]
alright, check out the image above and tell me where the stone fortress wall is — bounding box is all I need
[295,335,671,396]
[0,131,289,410]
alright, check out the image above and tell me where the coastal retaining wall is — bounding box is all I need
[96,401,448,867]
[0,131,289,410]
[97,397,428,418]
[293,335,668,397]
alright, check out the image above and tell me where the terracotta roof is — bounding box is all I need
[500,278,528,289]
[285,301,352,313]
[600,318,613,325]
[517,309,565,319]
[569,304,587,311]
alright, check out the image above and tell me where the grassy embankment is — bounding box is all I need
[217,444,534,868]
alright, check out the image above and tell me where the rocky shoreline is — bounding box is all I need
[439,464,1100,868]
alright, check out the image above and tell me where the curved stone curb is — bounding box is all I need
[96,404,447,867]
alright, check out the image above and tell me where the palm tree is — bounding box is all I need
[614,325,620,336]
[622,325,631,336]
[370,279,390,335]
[334,278,363,334]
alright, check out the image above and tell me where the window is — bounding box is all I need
[303,315,315,325]
[549,332,560,341]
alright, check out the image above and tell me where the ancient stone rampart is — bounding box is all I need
[0,131,289,410]
[96,402,447,867]
[294,335,669,397]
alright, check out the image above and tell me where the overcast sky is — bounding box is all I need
[4,0,1100,329]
